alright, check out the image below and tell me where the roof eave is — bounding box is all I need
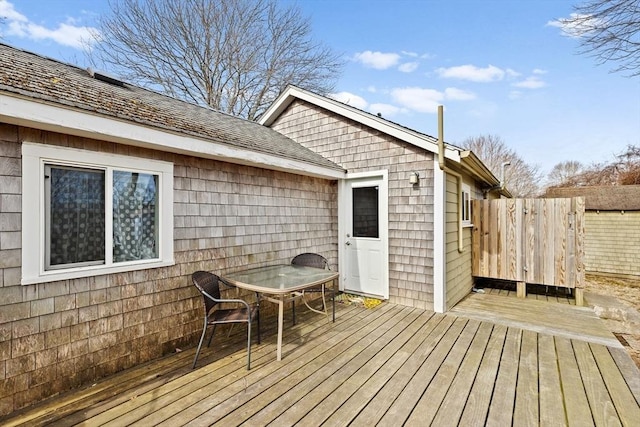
[459,150,513,197]
[1,92,346,180]
[260,85,461,162]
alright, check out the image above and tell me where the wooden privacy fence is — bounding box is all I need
[471,197,585,303]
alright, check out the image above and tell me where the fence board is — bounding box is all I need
[472,198,584,289]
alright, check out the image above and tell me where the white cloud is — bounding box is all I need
[533,68,547,75]
[398,62,419,73]
[369,103,404,118]
[444,87,476,101]
[329,91,369,110]
[509,90,523,100]
[388,85,476,114]
[353,51,400,70]
[512,76,546,89]
[0,0,100,49]
[547,13,598,38]
[436,64,505,82]
[0,0,27,21]
[401,50,418,58]
[391,87,444,113]
[506,68,521,78]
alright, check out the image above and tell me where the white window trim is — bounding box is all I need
[461,182,472,227]
[22,143,174,285]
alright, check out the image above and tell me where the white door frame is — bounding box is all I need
[338,170,389,299]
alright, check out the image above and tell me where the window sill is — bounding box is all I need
[21,259,175,285]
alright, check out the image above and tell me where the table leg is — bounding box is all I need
[332,278,336,323]
[277,296,284,361]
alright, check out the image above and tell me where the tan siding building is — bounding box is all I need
[546,185,640,278]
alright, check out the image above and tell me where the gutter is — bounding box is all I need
[437,106,464,253]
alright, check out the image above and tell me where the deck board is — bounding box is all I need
[573,340,622,426]
[346,314,455,427]
[457,324,507,426]
[538,334,567,426]
[2,298,640,427]
[514,329,539,426]
[450,292,620,347]
[429,321,493,426]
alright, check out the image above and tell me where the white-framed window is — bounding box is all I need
[461,183,472,226]
[22,143,174,284]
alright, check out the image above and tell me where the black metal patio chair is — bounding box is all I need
[191,271,260,370]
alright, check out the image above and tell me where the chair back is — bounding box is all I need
[192,271,222,314]
[291,253,329,270]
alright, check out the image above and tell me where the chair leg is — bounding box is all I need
[193,319,209,369]
[247,319,252,370]
[257,307,261,344]
[332,282,336,323]
[206,324,217,347]
[256,292,261,344]
[292,299,296,326]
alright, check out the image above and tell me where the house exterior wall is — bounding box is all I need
[585,210,640,277]
[268,100,435,309]
[0,123,338,415]
[445,174,473,309]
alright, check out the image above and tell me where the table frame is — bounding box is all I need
[222,264,339,361]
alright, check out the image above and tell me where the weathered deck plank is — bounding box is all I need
[374,317,468,426]
[403,319,482,425]
[514,329,539,426]
[457,324,507,426]
[556,337,595,427]
[429,322,494,426]
[2,298,639,427]
[138,303,392,426]
[573,340,621,426]
[267,310,439,426]
[538,334,567,426]
[345,314,456,427]
[485,327,522,427]
[590,344,640,426]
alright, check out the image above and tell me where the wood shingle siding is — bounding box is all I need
[0,125,337,416]
[270,99,435,309]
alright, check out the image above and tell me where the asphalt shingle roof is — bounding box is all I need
[545,185,640,211]
[0,43,343,172]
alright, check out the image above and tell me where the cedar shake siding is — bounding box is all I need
[268,99,435,309]
[0,124,337,415]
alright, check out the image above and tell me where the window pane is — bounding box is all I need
[353,186,379,238]
[113,171,159,262]
[47,166,105,269]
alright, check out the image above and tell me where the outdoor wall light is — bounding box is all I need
[409,171,419,185]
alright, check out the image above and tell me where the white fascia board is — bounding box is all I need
[0,94,345,180]
[260,86,461,162]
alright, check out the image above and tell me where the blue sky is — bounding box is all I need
[1,0,639,177]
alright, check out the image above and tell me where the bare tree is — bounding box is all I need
[546,160,585,187]
[559,0,640,77]
[546,144,640,187]
[92,0,343,120]
[462,134,543,198]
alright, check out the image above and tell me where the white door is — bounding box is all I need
[340,173,388,299]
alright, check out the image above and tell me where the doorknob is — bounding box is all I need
[346,241,351,245]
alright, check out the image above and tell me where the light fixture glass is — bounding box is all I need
[409,171,419,185]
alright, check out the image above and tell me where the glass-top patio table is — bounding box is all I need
[222,264,339,361]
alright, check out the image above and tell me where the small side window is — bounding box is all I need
[461,183,472,226]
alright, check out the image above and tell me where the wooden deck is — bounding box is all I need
[2,297,640,426]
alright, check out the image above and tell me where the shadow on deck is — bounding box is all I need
[2,296,640,426]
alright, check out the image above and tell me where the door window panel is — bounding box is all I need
[352,186,379,238]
